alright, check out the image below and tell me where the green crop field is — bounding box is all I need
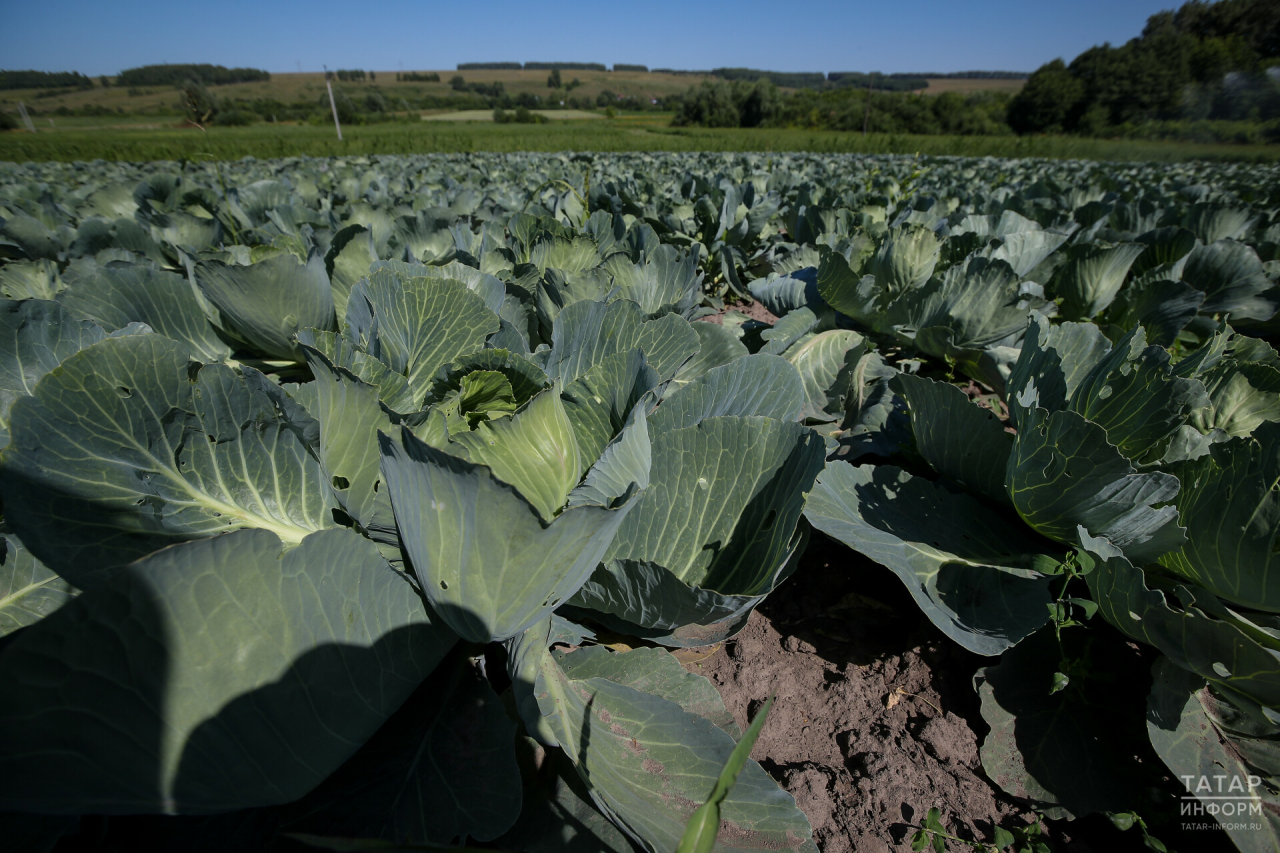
[3,114,1277,163]
[2,148,1279,853]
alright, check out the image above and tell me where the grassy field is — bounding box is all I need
[2,114,1276,164]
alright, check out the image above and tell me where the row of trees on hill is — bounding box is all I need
[0,70,95,90]
[1008,0,1279,133]
[118,64,269,87]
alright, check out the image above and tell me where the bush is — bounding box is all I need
[671,81,739,127]
[494,107,548,124]
[0,111,18,131]
[317,88,359,124]
[213,109,255,126]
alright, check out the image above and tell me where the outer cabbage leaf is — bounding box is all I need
[379,427,637,643]
[901,256,1032,353]
[0,531,77,637]
[1069,325,1210,465]
[649,354,803,433]
[0,299,105,440]
[977,628,1142,820]
[1085,546,1280,714]
[1147,658,1280,853]
[1183,240,1277,322]
[892,373,1013,506]
[496,738,644,853]
[560,349,660,466]
[665,322,748,398]
[1,335,333,587]
[1106,278,1204,348]
[0,527,455,813]
[56,264,230,363]
[1051,242,1145,321]
[1160,424,1280,613]
[759,307,819,356]
[1007,312,1112,429]
[534,645,817,853]
[324,224,377,322]
[603,244,701,317]
[783,330,866,423]
[282,654,520,846]
[193,253,335,360]
[299,345,397,545]
[346,269,501,406]
[543,299,698,386]
[297,328,417,414]
[573,417,824,645]
[0,259,62,300]
[804,462,1057,655]
[1008,405,1186,565]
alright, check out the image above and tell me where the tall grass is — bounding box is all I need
[3,119,1278,163]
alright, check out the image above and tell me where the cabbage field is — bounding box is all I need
[1,151,1279,852]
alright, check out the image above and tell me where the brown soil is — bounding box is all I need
[681,534,1057,853]
[696,299,779,326]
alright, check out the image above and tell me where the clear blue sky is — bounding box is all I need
[3,0,1183,76]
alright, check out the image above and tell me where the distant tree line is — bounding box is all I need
[524,62,607,71]
[457,63,522,71]
[397,72,440,82]
[669,78,1009,134]
[614,64,648,72]
[890,71,1028,80]
[117,64,270,87]
[0,70,95,90]
[712,68,828,89]
[1008,0,1279,134]
[827,73,929,92]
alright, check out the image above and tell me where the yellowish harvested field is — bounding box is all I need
[918,77,1025,95]
[422,109,603,121]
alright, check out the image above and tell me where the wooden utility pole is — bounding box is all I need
[17,101,35,133]
[324,65,343,140]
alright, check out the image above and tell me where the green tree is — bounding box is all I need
[671,80,739,127]
[1006,59,1084,133]
[737,79,780,127]
[547,68,562,88]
